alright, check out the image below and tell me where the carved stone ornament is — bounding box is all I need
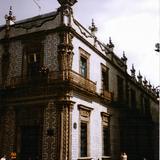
[137,71,142,83]
[101,112,110,126]
[78,104,93,120]
[102,116,109,124]
[57,0,77,6]
[130,64,136,79]
[121,51,127,64]
[80,109,90,118]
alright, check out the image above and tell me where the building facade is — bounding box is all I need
[0,1,159,160]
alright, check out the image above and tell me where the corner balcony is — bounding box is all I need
[48,70,96,93]
[3,70,96,93]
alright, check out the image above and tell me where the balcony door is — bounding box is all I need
[28,52,41,78]
[23,41,43,81]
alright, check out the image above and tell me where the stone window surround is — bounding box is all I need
[26,44,43,64]
[22,39,44,77]
[79,47,90,79]
[117,75,124,101]
[101,112,111,158]
[78,104,93,159]
[130,88,137,109]
[101,63,109,91]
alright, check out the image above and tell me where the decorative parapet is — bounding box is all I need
[128,63,157,99]
[0,12,60,40]
[72,18,112,55]
[128,70,158,100]
[71,17,127,72]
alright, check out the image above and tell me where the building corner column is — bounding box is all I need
[55,100,75,160]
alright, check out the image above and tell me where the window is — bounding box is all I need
[144,97,150,116]
[131,89,136,109]
[117,76,124,101]
[103,126,110,156]
[80,56,87,78]
[79,48,90,78]
[101,64,109,91]
[28,52,41,77]
[140,94,144,112]
[80,122,88,157]
[25,43,43,78]
[78,104,93,158]
[101,112,110,157]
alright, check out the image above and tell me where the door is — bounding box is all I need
[20,126,40,160]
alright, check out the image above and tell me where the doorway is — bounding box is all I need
[20,126,41,160]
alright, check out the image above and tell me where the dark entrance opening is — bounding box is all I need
[20,126,40,160]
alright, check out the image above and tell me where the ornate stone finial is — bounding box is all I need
[89,19,98,37]
[57,0,77,6]
[156,90,159,98]
[137,71,142,83]
[143,77,148,86]
[107,37,114,48]
[130,64,136,78]
[148,81,152,90]
[4,6,16,26]
[121,51,127,64]
[152,86,156,93]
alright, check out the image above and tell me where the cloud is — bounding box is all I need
[0,0,159,86]
[90,0,160,86]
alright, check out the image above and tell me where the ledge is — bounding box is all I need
[78,157,93,160]
[101,156,112,160]
[78,104,93,111]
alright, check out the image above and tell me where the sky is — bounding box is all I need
[0,0,160,87]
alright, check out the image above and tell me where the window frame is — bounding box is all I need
[144,97,150,115]
[78,104,93,158]
[79,47,90,79]
[117,75,124,101]
[101,64,109,91]
[101,112,111,157]
[80,121,88,157]
[24,43,44,78]
[130,88,137,109]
